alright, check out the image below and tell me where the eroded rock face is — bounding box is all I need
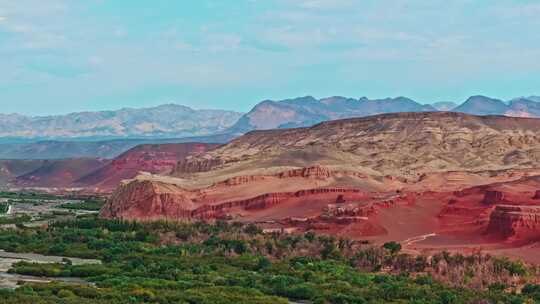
[101,171,368,221]
[533,190,540,200]
[278,166,331,179]
[174,158,225,174]
[215,166,333,187]
[100,180,196,220]
[481,191,505,205]
[486,205,540,242]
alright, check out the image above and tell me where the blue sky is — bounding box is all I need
[0,0,539,115]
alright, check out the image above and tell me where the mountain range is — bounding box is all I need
[228,95,540,134]
[226,96,437,134]
[3,95,540,141]
[0,104,242,139]
[1,94,540,159]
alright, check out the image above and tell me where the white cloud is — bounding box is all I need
[174,41,197,52]
[262,27,333,48]
[113,27,127,38]
[492,3,540,19]
[88,56,103,66]
[206,33,243,52]
[288,0,357,10]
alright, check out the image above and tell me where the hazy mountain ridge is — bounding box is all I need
[0,104,243,139]
[226,96,437,134]
[453,95,540,117]
[226,95,540,134]
[3,95,540,141]
[2,95,540,160]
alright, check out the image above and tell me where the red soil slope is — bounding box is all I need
[438,176,540,243]
[0,160,49,185]
[77,143,219,191]
[15,158,111,188]
[102,165,540,245]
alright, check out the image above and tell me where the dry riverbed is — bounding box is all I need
[0,250,100,289]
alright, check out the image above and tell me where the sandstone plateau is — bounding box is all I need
[102,112,540,263]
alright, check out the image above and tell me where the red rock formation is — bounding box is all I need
[174,158,225,174]
[100,180,196,220]
[218,175,266,186]
[215,166,334,187]
[101,174,368,221]
[533,190,540,200]
[486,205,540,242]
[277,166,331,179]
[481,190,505,205]
[336,195,346,204]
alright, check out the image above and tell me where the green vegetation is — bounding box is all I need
[0,203,9,214]
[0,214,31,225]
[0,215,539,303]
[59,199,105,211]
[382,241,402,255]
[0,191,58,201]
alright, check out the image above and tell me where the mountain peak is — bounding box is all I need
[454,95,508,115]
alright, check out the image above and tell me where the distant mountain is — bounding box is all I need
[451,95,540,117]
[227,96,436,133]
[506,98,540,117]
[432,102,458,111]
[3,95,540,161]
[527,96,540,102]
[0,104,243,139]
[452,96,509,115]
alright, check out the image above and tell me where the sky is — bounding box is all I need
[0,0,539,116]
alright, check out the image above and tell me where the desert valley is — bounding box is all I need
[3,1,540,302]
[3,98,540,303]
[3,101,540,261]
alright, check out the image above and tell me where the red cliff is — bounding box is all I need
[486,205,540,242]
[481,190,505,205]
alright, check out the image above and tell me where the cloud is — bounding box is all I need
[261,27,334,49]
[287,0,357,10]
[492,3,540,19]
[1,0,540,115]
